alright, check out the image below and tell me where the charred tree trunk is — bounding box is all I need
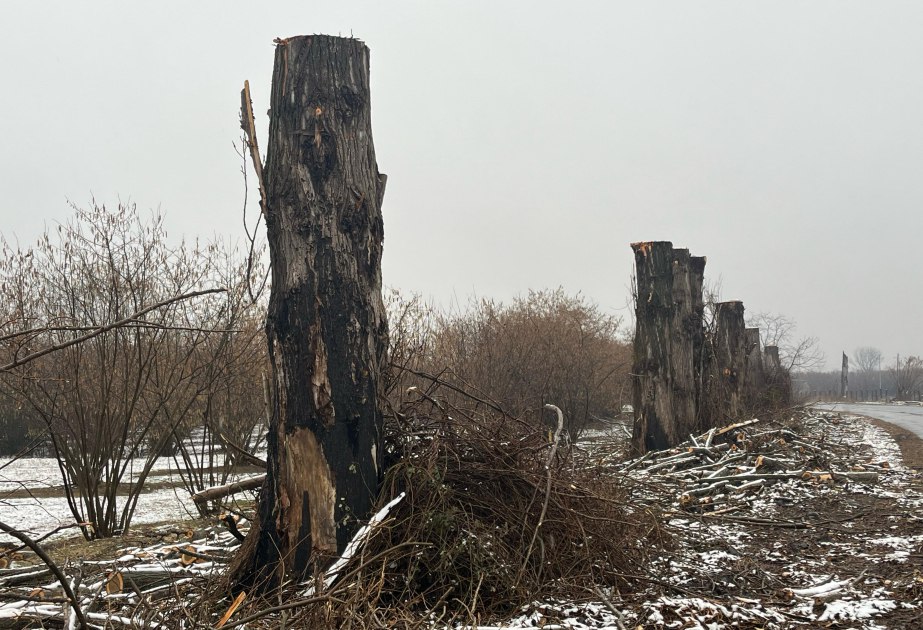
[630,242,705,454]
[231,35,388,589]
[712,301,747,423]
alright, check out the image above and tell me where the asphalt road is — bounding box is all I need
[814,402,923,439]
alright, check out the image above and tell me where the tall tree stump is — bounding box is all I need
[743,327,764,410]
[669,249,705,436]
[688,254,707,430]
[712,301,747,423]
[630,241,676,455]
[232,35,388,588]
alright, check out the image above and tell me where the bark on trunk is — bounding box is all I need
[630,243,707,455]
[743,327,764,410]
[630,241,676,455]
[669,249,703,437]
[689,256,707,429]
[712,301,747,423]
[231,35,388,589]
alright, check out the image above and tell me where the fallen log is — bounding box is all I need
[191,474,265,506]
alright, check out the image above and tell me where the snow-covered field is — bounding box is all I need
[1,457,193,539]
[0,452,265,541]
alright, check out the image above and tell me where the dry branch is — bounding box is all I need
[0,288,226,373]
[0,521,87,629]
[191,474,265,506]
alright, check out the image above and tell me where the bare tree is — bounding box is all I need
[747,311,825,372]
[852,346,883,392]
[890,355,923,400]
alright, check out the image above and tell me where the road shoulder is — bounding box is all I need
[866,417,923,470]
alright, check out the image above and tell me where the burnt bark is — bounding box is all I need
[231,35,387,588]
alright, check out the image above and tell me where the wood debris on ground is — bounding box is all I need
[0,408,921,628]
[611,409,923,629]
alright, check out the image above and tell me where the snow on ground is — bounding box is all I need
[0,451,265,542]
[2,412,921,628]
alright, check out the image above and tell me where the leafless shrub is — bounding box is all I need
[0,201,267,536]
[386,288,632,441]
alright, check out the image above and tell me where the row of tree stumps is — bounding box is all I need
[630,241,790,456]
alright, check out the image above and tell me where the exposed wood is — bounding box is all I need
[240,80,268,219]
[217,591,247,629]
[230,34,388,589]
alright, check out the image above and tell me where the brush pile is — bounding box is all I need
[299,384,662,626]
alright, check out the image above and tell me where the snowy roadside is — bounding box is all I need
[492,411,923,629]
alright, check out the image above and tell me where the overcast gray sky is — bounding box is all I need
[2,1,921,370]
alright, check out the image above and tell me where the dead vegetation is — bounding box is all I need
[3,406,922,628]
[1,375,665,628]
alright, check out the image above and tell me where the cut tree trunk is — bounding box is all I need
[231,35,388,589]
[712,301,747,423]
[689,256,707,428]
[743,327,764,410]
[669,249,703,438]
[630,241,677,454]
[630,242,707,455]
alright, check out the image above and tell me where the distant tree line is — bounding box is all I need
[796,346,923,401]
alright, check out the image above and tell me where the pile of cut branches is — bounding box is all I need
[289,379,664,626]
[618,413,892,524]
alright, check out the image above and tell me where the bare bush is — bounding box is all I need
[387,289,631,440]
[0,202,265,537]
